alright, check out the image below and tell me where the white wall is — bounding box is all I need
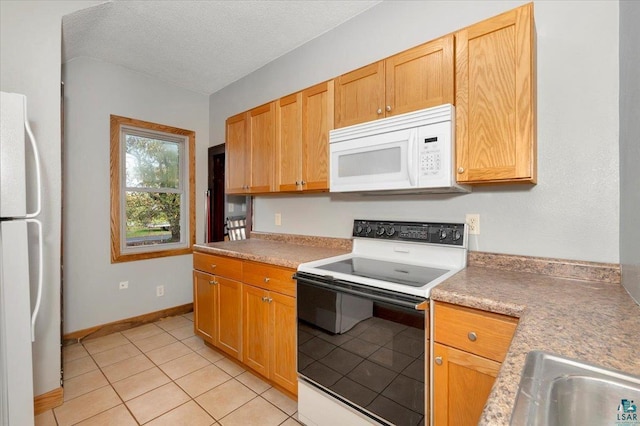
[620,0,640,304]
[0,0,102,397]
[209,0,620,264]
[62,57,209,333]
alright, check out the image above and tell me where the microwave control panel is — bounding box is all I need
[419,136,442,176]
[417,120,452,185]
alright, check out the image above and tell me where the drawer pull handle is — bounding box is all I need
[264,277,270,283]
[435,357,443,365]
[210,264,217,269]
[468,331,477,342]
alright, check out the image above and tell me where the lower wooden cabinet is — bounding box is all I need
[194,252,297,396]
[193,270,242,360]
[216,276,242,360]
[433,342,501,426]
[243,284,297,395]
[432,302,517,425]
[193,270,215,342]
[268,291,297,394]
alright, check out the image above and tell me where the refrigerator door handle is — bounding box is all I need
[25,218,43,342]
[24,102,42,219]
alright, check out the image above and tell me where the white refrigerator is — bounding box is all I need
[0,91,44,426]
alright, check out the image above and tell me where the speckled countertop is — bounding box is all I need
[193,233,350,269]
[431,267,640,425]
[194,235,640,424]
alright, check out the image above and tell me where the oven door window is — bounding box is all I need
[298,280,425,426]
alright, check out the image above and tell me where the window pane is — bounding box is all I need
[125,191,181,247]
[125,134,180,189]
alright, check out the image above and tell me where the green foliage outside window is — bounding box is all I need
[124,135,182,246]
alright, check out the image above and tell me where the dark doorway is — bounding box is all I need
[207,145,226,242]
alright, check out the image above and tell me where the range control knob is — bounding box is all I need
[365,226,372,235]
[439,229,448,240]
[453,230,461,241]
[386,226,396,236]
[376,227,386,236]
[355,224,363,235]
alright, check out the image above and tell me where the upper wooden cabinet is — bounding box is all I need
[301,81,334,191]
[225,111,249,194]
[276,92,303,192]
[226,102,276,194]
[277,81,334,192]
[249,102,276,193]
[455,3,536,184]
[335,35,454,128]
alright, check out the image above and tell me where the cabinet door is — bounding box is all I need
[269,292,297,395]
[242,284,270,377]
[216,276,242,360]
[335,61,385,128]
[249,102,276,193]
[226,112,249,194]
[455,3,536,184]
[385,35,454,117]
[193,270,216,344]
[433,343,501,426]
[277,93,303,192]
[302,80,334,191]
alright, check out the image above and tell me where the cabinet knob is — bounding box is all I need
[267,297,273,303]
[295,181,300,186]
[435,357,443,365]
[377,108,383,115]
[261,296,268,302]
[209,279,217,285]
[264,277,270,283]
[210,264,217,269]
[468,331,477,342]
[385,105,391,112]
[301,180,306,186]
[457,167,465,174]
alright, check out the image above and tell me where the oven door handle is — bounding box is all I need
[295,274,425,310]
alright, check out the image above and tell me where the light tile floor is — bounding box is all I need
[36,312,300,426]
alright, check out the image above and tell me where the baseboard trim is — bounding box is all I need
[63,303,193,345]
[34,387,63,415]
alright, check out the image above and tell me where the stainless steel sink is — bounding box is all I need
[510,351,640,425]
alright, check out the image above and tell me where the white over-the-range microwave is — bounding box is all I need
[329,104,469,194]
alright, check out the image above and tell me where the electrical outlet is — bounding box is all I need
[119,281,128,290]
[228,203,234,213]
[466,214,480,235]
[275,213,281,226]
[156,285,164,297]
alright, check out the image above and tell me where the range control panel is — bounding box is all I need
[352,219,465,246]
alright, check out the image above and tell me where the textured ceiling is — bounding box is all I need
[62,0,381,95]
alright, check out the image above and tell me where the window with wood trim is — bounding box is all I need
[110,115,195,263]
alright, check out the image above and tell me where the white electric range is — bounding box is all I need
[295,219,467,426]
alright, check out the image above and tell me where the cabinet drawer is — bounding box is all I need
[243,261,296,297]
[193,252,242,281]
[434,302,517,362]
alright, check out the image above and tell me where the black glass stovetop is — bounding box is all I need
[315,256,449,287]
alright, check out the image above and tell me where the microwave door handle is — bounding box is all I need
[408,128,417,186]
